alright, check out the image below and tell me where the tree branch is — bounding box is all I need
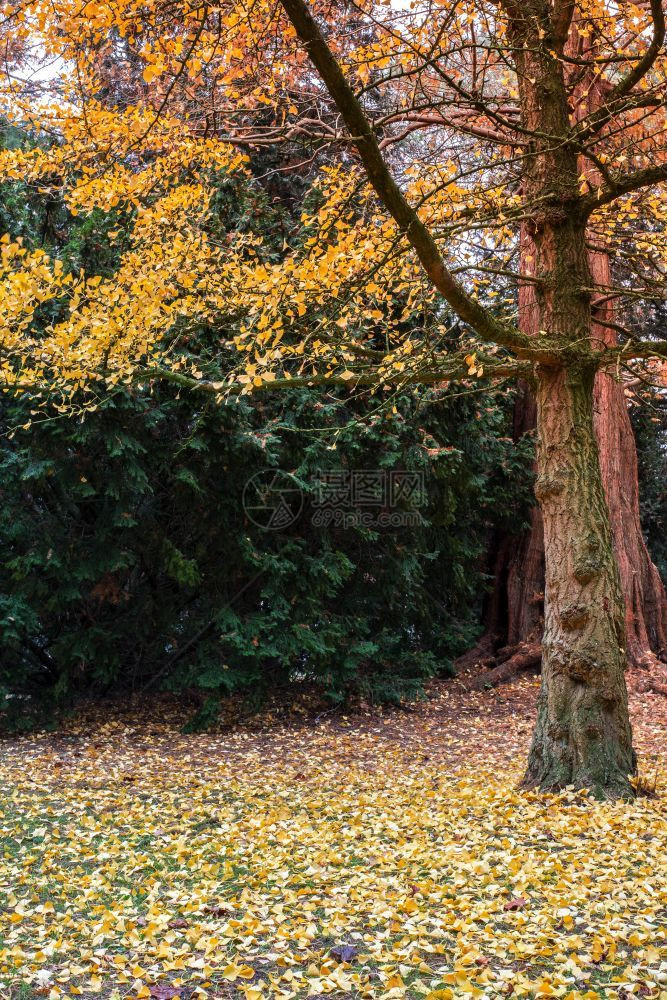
[581,163,667,215]
[276,0,538,359]
[572,0,665,145]
[140,357,536,396]
[574,92,664,145]
[616,339,667,361]
[605,0,665,104]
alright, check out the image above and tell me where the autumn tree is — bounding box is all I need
[475,14,667,679]
[1,0,667,796]
[0,115,526,724]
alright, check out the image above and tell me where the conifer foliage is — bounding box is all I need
[0,146,532,725]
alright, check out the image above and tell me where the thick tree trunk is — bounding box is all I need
[506,7,635,796]
[523,366,636,798]
[477,13,667,670]
[590,249,667,665]
[477,251,667,669]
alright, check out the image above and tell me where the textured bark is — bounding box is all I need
[569,18,667,667]
[509,7,635,796]
[476,12,667,672]
[477,246,667,670]
[590,249,667,665]
[523,368,636,797]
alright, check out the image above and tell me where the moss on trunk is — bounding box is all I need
[522,365,636,799]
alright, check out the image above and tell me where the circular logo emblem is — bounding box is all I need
[242,470,303,530]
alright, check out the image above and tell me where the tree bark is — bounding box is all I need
[508,5,635,796]
[477,248,667,671]
[590,249,667,665]
[523,366,636,797]
[476,12,667,671]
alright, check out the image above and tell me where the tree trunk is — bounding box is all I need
[476,13,667,671]
[477,251,667,669]
[506,8,636,796]
[590,249,667,665]
[523,366,636,798]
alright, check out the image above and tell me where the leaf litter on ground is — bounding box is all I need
[0,675,665,1000]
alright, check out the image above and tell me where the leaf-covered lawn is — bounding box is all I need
[1,678,665,1000]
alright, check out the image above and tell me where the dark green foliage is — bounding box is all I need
[0,121,534,728]
[632,392,667,580]
[0,378,527,728]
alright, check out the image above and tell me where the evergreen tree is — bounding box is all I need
[0,128,531,727]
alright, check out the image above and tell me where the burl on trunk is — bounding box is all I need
[523,366,636,798]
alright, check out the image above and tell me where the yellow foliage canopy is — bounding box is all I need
[0,0,665,397]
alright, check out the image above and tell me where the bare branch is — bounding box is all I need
[580,163,667,216]
[605,0,665,104]
[276,0,540,359]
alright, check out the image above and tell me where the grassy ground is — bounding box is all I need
[0,676,665,1000]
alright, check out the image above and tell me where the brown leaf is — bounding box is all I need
[150,985,181,1000]
[503,896,528,911]
[204,904,232,917]
[331,944,359,963]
